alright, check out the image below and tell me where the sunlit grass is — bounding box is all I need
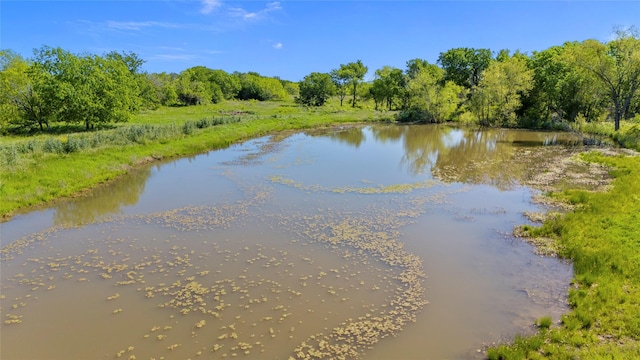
[489,152,640,358]
[572,118,640,151]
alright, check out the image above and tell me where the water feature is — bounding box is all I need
[1,124,577,359]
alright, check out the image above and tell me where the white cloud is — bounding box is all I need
[229,1,282,21]
[273,42,283,50]
[106,21,181,31]
[201,0,222,15]
[266,2,282,11]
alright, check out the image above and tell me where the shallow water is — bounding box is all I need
[1,124,576,359]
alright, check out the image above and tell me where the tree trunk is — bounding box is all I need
[351,83,357,108]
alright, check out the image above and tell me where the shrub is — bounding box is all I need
[182,121,195,135]
[1,145,18,166]
[123,126,147,144]
[42,138,63,154]
[63,135,89,153]
[457,111,478,125]
[195,118,211,129]
[396,106,431,123]
[612,124,640,151]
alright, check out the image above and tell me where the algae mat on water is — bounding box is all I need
[0,176,459,359]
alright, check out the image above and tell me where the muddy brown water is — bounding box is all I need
[1,125,577,359]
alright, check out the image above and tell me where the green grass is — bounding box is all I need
[0,99,392,218]
[488,152,640,359]
[535,316,553,330]
[572,117,640,151]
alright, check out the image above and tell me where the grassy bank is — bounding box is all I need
[0,100,393,218]
[488,151,640,359]
[572,118,640,151]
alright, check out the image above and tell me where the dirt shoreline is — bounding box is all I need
[514,146,638,256]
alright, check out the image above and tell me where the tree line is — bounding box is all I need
[1,28,639,132]
[0,46,298,131]
[299,28,640,130]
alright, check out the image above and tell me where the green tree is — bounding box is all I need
[333,60,368,107]
[297,72,335,106]
[495,49,511,62]
[400,63,463,123]
[523,43,606,127]
[438,48,493,90]
[471,53,533,126]
[405,58,431,80]
[369,79,386,111]
[236,72,287,101]
[371,66,406,110]
[135,73,162,109]
[330,68,349,106]
[139,72,180,107]
[30,46,139,130]
[104,51,145,74]
[568,28,640,130]
[178,66,224,104]
[148,72,179,106]
[175,75,211,105]
[280,79,300,97]
[105,51,151,111]
[0,50,33,129]
[210,69,241,100]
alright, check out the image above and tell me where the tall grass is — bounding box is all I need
[0,116,253,170]
[571,114,640,150]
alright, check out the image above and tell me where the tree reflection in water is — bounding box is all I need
[324,124,582,190]
[53,166,152,226]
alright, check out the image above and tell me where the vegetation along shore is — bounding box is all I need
[1,28,640,358]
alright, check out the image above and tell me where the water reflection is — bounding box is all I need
[321,125,582,189]
[53,166,152,226]
[26,125,580,231]
[324,127,367,148]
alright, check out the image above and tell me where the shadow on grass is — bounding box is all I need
[4,123,118,137]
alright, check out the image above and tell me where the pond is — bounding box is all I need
[0,124,578,359]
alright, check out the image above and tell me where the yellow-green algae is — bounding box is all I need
[268,175,441,194]
[0,179,458,359]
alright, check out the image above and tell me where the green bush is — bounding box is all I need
[63,135,88,153]
[182,121,195,135]
[1,145,17,166]
[612,124,640,151]
[42,138,63,154]
[396,106,431,123]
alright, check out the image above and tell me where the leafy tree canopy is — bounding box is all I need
[437,47,492,89]
[567,27,640,130]
[297,72,335,106]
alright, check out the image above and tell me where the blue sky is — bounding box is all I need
[2,1,638,81]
